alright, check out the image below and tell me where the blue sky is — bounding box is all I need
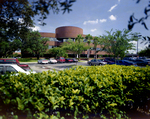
[31,0,150,54]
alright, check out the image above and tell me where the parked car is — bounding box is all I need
[0,61,32,71]
[132,59,150,66]
[56,57,65,63]
[0,58,29,70]
[72,58,78,62]
[144,59,150,62]
[123,57,137,61]
[0,64,36,75]
[102,58,115,65]
[65,58,73,63]
[49,58,57,64]
[38,59,49,64]
[88,59,107,66]
[116,60,137,66]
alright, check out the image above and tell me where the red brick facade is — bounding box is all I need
[40,26,109,56]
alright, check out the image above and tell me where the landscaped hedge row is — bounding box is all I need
[0,65,150,119]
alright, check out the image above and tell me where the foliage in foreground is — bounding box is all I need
[0,65,150,119]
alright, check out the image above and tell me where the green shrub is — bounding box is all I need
[13,53,21,58]
[0,65,150,118]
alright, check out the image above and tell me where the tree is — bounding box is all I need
[22,31,49,60]
[138,47,150,57]
[0,39,22,57]
[0,0,76,57]
[93,36,102,60]
[85,34,93,61]
[128,0,150,49]
[61,36,89,60]
[47,47,68,58]
[128,0,150,30]
[101,29,139,61]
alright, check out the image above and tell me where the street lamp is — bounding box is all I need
[136,35,142,56]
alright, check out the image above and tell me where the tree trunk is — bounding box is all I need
[37,54,40,60]
[95,49,97,60]
[87,49,90,61]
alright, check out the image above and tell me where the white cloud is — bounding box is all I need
[99,19,107,23]
[109,15,117,21]
[91,29,97,32]
[108,4,117,12]
[130,41,137,45]
[30,26,41,31]
[83,19,98,25]
[118,0,121,2]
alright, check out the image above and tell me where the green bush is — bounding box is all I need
[18,58,38,62]
[13,53,21,58]
[0,65,150,119]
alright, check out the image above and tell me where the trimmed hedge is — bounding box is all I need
[0,65,150,119]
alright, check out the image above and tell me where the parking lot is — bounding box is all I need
[27,61,88,72]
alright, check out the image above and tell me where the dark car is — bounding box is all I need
[116,60,137,66]
[102,58,115,65]
[88,59,107,66]
[132,59,150,66]
[65,58,73,63]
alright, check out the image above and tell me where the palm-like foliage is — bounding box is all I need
[85,34,93,61]
[62,35,89,60]
[93,36,101,59]
[101,29,139,60]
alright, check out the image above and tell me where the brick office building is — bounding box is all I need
[40,26,108,58]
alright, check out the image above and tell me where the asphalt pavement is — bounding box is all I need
[26,61,88,73]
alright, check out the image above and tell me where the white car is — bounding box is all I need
[87,59,107,66]
[38,59,49,64]
[0,64,36,75]
[49,58,57,64]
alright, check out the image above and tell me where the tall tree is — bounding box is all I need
[0,0,76,57]
[47,47,68,58]
[85,34,93,61]
[101,29,139,61]
[93,36,101,60]
[62,36,89,60]
[0,39,22,57]
[138,47,150,57]
[22,31,49,60]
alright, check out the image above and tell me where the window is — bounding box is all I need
[0,60,4,62]
[48,45,52,49]
[6,60,16,62]
[6,66,17,73]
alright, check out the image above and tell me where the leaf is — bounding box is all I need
[141,22,149,30]
[129,15,133,22]
[69,0,76,4]
[144,8,148,15]
[136,0,141,3]
[110,103,117,107]
[16,97,24,110]
[139,17,144,22]
[128,24,134,30]
[143,36,147,40]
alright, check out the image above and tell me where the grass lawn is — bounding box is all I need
[18,58,39,62]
